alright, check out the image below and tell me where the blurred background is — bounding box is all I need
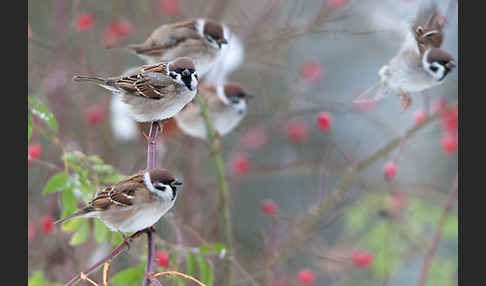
[28,0,458,285]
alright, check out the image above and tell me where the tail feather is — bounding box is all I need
[72,75,107,84]
[54,207,94,225]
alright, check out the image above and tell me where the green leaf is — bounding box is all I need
[28,271,47,286]
[196,254,213,285]
[28,271,62,286]
[42,172,69,194]
[88,155,104,165]
[111,264,145,286]
[61,218,82,232]
[186,252,195,276]
[28,94,59,133]
[94,219,110,243]
[28,113,33,143]
[102,173,125,184]
[61,188,77,214]
[69,220,89,245]
[111,232,123,246]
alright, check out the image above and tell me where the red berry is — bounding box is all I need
[328,0,348,9]
[413,110,426,125]
[441,105,458,135]
[285,121,309,142]
[297,269,315,285]
[351,250,374,267]
[383,161,397,180]
[316,112,332,131]
[441,135,457,154]
[104,20,133,46]
[28,221,37,242]
[261,200,277,216]
[42,215,54,234]
[233,155,249,175]
[86,105,106,126]
[159,0,180,16]
[76,13,94,31]
[299,60,324,83]
[155,250,170,268]
[28,142,42,162]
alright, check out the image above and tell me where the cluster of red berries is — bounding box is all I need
[155,250,170,268]
[104,20,133,47]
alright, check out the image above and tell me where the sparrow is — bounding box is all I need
[54,168,183,234]
[354,3,456,109]
[174,83,254,140]
[122,18,228,77]
[72,57,199,123]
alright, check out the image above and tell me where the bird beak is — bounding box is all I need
[246,93,256,100]
[171,180,183,187]
[217,38,228,48]
[182,69,191,77]
[445,61,456,69]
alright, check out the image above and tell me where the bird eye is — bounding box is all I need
[430,65,438,72]
[154,183,166,191]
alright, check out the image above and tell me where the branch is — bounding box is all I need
[194,94,234,285]
[418,174,458,286]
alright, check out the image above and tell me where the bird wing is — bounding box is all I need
[127,20,201,56]
[412,2,444,53]
[111,63,175,99]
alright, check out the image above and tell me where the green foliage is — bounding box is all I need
[28,271,63,286]
[343,193,458,281]
[69,220,90,245]
[426,258,457,286]
[42,172,70,194]
[111,264,145,286]
[28,94,59,133]
[28,113,33,143]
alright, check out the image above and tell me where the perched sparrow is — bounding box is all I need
[174,83,254,140]
[354,3,456,109]
[122,19,228,77]
[73,57,199,123]
[54,168,182,233]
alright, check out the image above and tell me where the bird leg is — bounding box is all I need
[399,91,412,110]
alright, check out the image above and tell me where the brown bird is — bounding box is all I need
[73,57,199,123]
[174,83,254,140]
[354,3,455,110]
[122,18,228,77]
[54,168,182,234]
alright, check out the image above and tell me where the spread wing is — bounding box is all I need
[109,63,175,99]
[127,20,201,56]
[412,3,444,53]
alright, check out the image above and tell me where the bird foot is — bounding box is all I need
[400,92,412,110]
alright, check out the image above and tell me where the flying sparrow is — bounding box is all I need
[121,18,228,77]
[354,3,456,109]
[73,57,199,123]
[174,83,254,140]
[54,168,182,234]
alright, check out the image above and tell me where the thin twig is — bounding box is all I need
[418,174,458,286]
